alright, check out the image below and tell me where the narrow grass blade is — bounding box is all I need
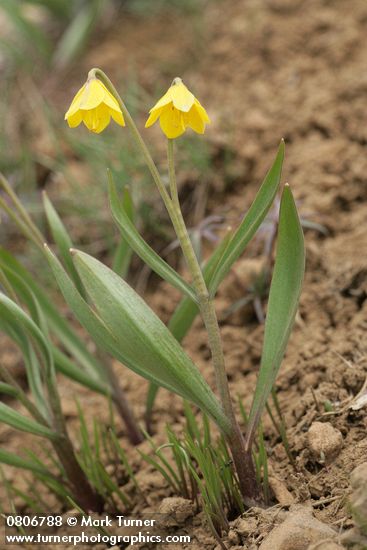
[245,185,305,448]
[108,171,197,303]
[53,0,103,68]
[52,346,110,396]
[0,318,47,417]
[0,1,52,60]
[0,259,108,397]
[0,382,18,398]
[0,449,54,477]
[0,403,56,439]
[209,140,285,296]
[0,293,54,383]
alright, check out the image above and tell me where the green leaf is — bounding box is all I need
[0,448,54,477]
[0,0,52,60]
[209,140,285,296]
[74,250,232,433]
[0,248,107,383]
[246,185,305,446]
[45,245,231,435]
[53,0,103,68]
[43,191,85,297]
[0,402,57,439]
[0,261,108,398]
[108,170,197,303]
[0,383,18,398]
[0,293,54,384]
[0,316,47,417]
[51,346,110,396]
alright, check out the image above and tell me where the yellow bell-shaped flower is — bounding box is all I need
[65,77,125,133]
[145,78,210,139]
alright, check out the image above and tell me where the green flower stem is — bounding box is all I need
[166,140,260,506]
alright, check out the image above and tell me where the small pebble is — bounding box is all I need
[158,497,194,527]
[307,542,344,550]
[307,421,343,463]
[259,505,336,550]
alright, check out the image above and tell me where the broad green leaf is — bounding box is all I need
[0,402,57,439]
[43,191,85,297]
[45,245,230,435]
[0,448,54,477]
[246,185,305,446]
[209,140,285,296]
[44,246,152,375]
[73,250,232,434]
[0,249,107,383]
[108,171,197,303]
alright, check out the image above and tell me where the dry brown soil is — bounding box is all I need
[1,0,367,548]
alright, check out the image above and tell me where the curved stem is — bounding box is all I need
[89,68,172,213]
[166,140,260,505]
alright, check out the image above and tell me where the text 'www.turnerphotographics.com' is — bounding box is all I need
[3,514,192,546]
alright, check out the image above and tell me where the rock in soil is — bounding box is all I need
[307,421,343,463]
[158,497,194,527]
[258,505,336,550]
[349,462,367,534]
[307,542,345,550]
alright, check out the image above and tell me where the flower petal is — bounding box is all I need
[145,106,165,128]
[110,108,125,127]
[159,106,186,139]
[65,84,86,119]
[99,81,122,113]
[148,88,173,114]
[185,107,205,134]
[82,104,111,133]
[171,81,195,113]
[186,102,210,134]
[79,79,106,110]
[194,98,211,123]
[66,110,83,128]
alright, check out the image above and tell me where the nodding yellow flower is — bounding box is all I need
[145,78,210,139]
[65,77,125,133]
